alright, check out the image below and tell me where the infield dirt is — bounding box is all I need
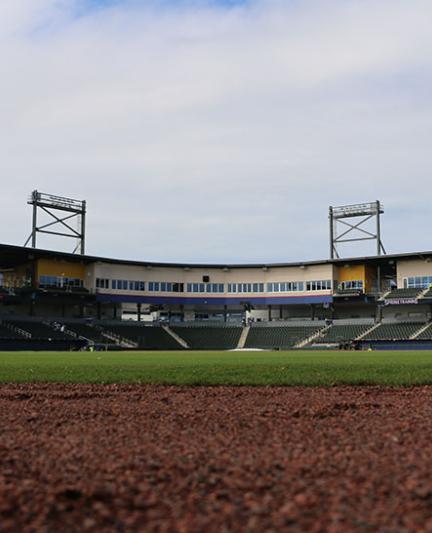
[1,384,432,532]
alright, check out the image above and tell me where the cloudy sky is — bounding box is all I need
[1,0,431,263]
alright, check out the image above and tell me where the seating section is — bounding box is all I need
[245,326,323,349]
[362,322,425,341]
[2,318,432,349]
[384,288,423,299]
[415,324,432,340]
[3,320,72,340]
[105,324,183,350]
[314,324,371,344]
[62,322,108,343]
[0,323,25,339]
[172,326,242,350]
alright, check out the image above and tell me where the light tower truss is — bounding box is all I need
[24,190,87,254]
[329,201,386,259]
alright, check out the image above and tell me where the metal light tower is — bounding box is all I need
[329,201,386,259]
[24,190,87,254]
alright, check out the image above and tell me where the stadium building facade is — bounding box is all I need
[1,243,432,322]
[2,242,432,351]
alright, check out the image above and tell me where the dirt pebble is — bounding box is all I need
[1,384,432,531]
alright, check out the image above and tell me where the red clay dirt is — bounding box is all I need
[1,385,432,532]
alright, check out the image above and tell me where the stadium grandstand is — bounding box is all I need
[1,240,432,350]
[0,194,431,350]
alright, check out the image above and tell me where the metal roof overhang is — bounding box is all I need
[0,242,432,270]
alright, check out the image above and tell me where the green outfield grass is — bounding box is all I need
[0,350,432,386]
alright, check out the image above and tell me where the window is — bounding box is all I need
[150,281,182,292]
[339,280,363,290]
[267,281,304,293]
[39,275,83,289]
[306,280,332,291]
[204,283,224,293]
[130,281,145,291]
[187,283,224,293]
[149,281,160,292]
[227,283,264,293]
[404,276,432,289]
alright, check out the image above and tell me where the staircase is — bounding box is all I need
[355,322,381,340]
[162,325,189,349]
[379,289,392,301]
[294,325,329,348]
[417,288,432,300]
[410,322,432,339]
[237,326,250,349]
[100,329,138,349]
[1,321,30,339]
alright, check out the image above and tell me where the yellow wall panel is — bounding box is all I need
[337,265,365,282]
[336,264,377,292]
[36,259,85,279]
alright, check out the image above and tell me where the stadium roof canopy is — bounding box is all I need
[1,243,432,270]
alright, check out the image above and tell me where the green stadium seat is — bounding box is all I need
[171,325,242,350]
[103,324,183,350]
[245,325,323,350]
[3,320,72,340]
[383,288,423,299]
[362,322,425,341]
[314,324,370,344]
[415,323,432,340]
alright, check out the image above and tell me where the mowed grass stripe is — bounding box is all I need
[1,350,432,385]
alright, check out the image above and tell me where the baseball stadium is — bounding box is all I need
[1,194,432,353]
[2,193,432,531]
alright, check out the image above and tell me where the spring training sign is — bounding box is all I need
[384,298,418,306]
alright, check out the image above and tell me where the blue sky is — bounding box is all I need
[80,0,249,11]
[0,0,431,263]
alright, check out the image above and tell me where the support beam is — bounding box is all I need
[24,190,87,254]
[329,201,386,259]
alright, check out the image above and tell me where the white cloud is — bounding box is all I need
[0,0,431,262]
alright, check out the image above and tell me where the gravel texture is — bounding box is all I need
[1,384,432,532]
